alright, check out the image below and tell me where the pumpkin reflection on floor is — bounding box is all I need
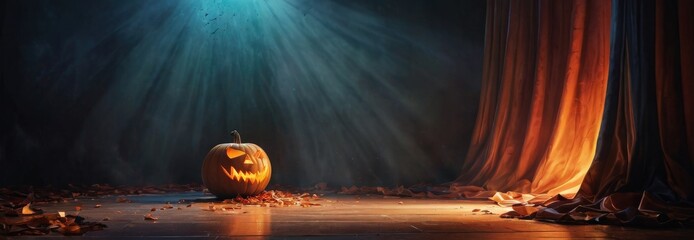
[223,207,272,236]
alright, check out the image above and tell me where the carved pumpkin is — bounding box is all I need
[201,131,271,197]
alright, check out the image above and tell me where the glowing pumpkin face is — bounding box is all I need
[202,131,272,197]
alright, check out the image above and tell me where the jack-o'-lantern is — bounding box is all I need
[202,131,271,197]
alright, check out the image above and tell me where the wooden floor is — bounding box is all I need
[10,192,694,239]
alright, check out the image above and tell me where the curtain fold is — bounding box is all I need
[533,0,694,225]
[456,0,611,195]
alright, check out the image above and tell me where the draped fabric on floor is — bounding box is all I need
[455,0,611,195]
[459,0,694,225]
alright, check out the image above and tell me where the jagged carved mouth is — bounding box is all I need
[221,165,270,184]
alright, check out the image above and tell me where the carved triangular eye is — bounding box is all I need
[226,147,246,159]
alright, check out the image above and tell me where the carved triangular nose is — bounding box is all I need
[243,155,254,165]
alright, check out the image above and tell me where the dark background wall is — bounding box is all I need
[0,0,485,187]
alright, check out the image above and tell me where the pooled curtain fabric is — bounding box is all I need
[456,0,611,195]
[534,0,694,225]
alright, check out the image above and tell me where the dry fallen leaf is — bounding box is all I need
[397,201,404,205]
[59,224,82,235]
[94,204,102,208]
[22,203,37,215]
[144,214,158,221]
[472,209,481,212]
[150,208,157,212]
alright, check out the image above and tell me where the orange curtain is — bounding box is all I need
[456,0,611,195]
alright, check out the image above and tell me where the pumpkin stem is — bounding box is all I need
[231,130,242,144]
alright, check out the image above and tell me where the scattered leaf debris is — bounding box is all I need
[1,209,106,236]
